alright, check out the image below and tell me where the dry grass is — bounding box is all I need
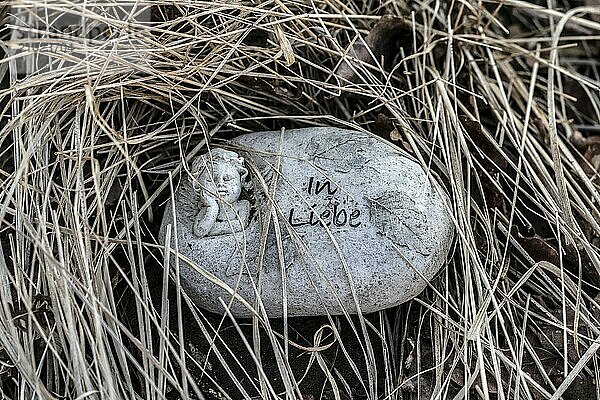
[1,0,600,398]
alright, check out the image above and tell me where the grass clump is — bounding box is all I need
[1,0,600,398]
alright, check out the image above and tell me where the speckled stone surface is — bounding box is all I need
[160,127,454,317]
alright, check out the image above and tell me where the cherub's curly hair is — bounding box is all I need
[190,148,251,193]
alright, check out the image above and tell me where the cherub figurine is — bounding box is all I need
[190,148,251,238]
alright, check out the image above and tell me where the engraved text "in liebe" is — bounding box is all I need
[288,177,362,228]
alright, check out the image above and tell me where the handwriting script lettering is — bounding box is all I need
[288,177,362,228]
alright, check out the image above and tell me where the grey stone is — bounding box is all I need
[160,127,453,317]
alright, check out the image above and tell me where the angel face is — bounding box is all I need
[200,162,243,204]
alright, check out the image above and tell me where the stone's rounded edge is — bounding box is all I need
[158,202,172,246]
[363,150,454,311]
[429,176,455,273]
[413,174,454,290]
[229,126,420,164]
[160,210,259,316]
[158,189,224,315]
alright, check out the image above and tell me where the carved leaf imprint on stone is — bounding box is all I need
[305,136,375,173]
[367,191,432,256]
